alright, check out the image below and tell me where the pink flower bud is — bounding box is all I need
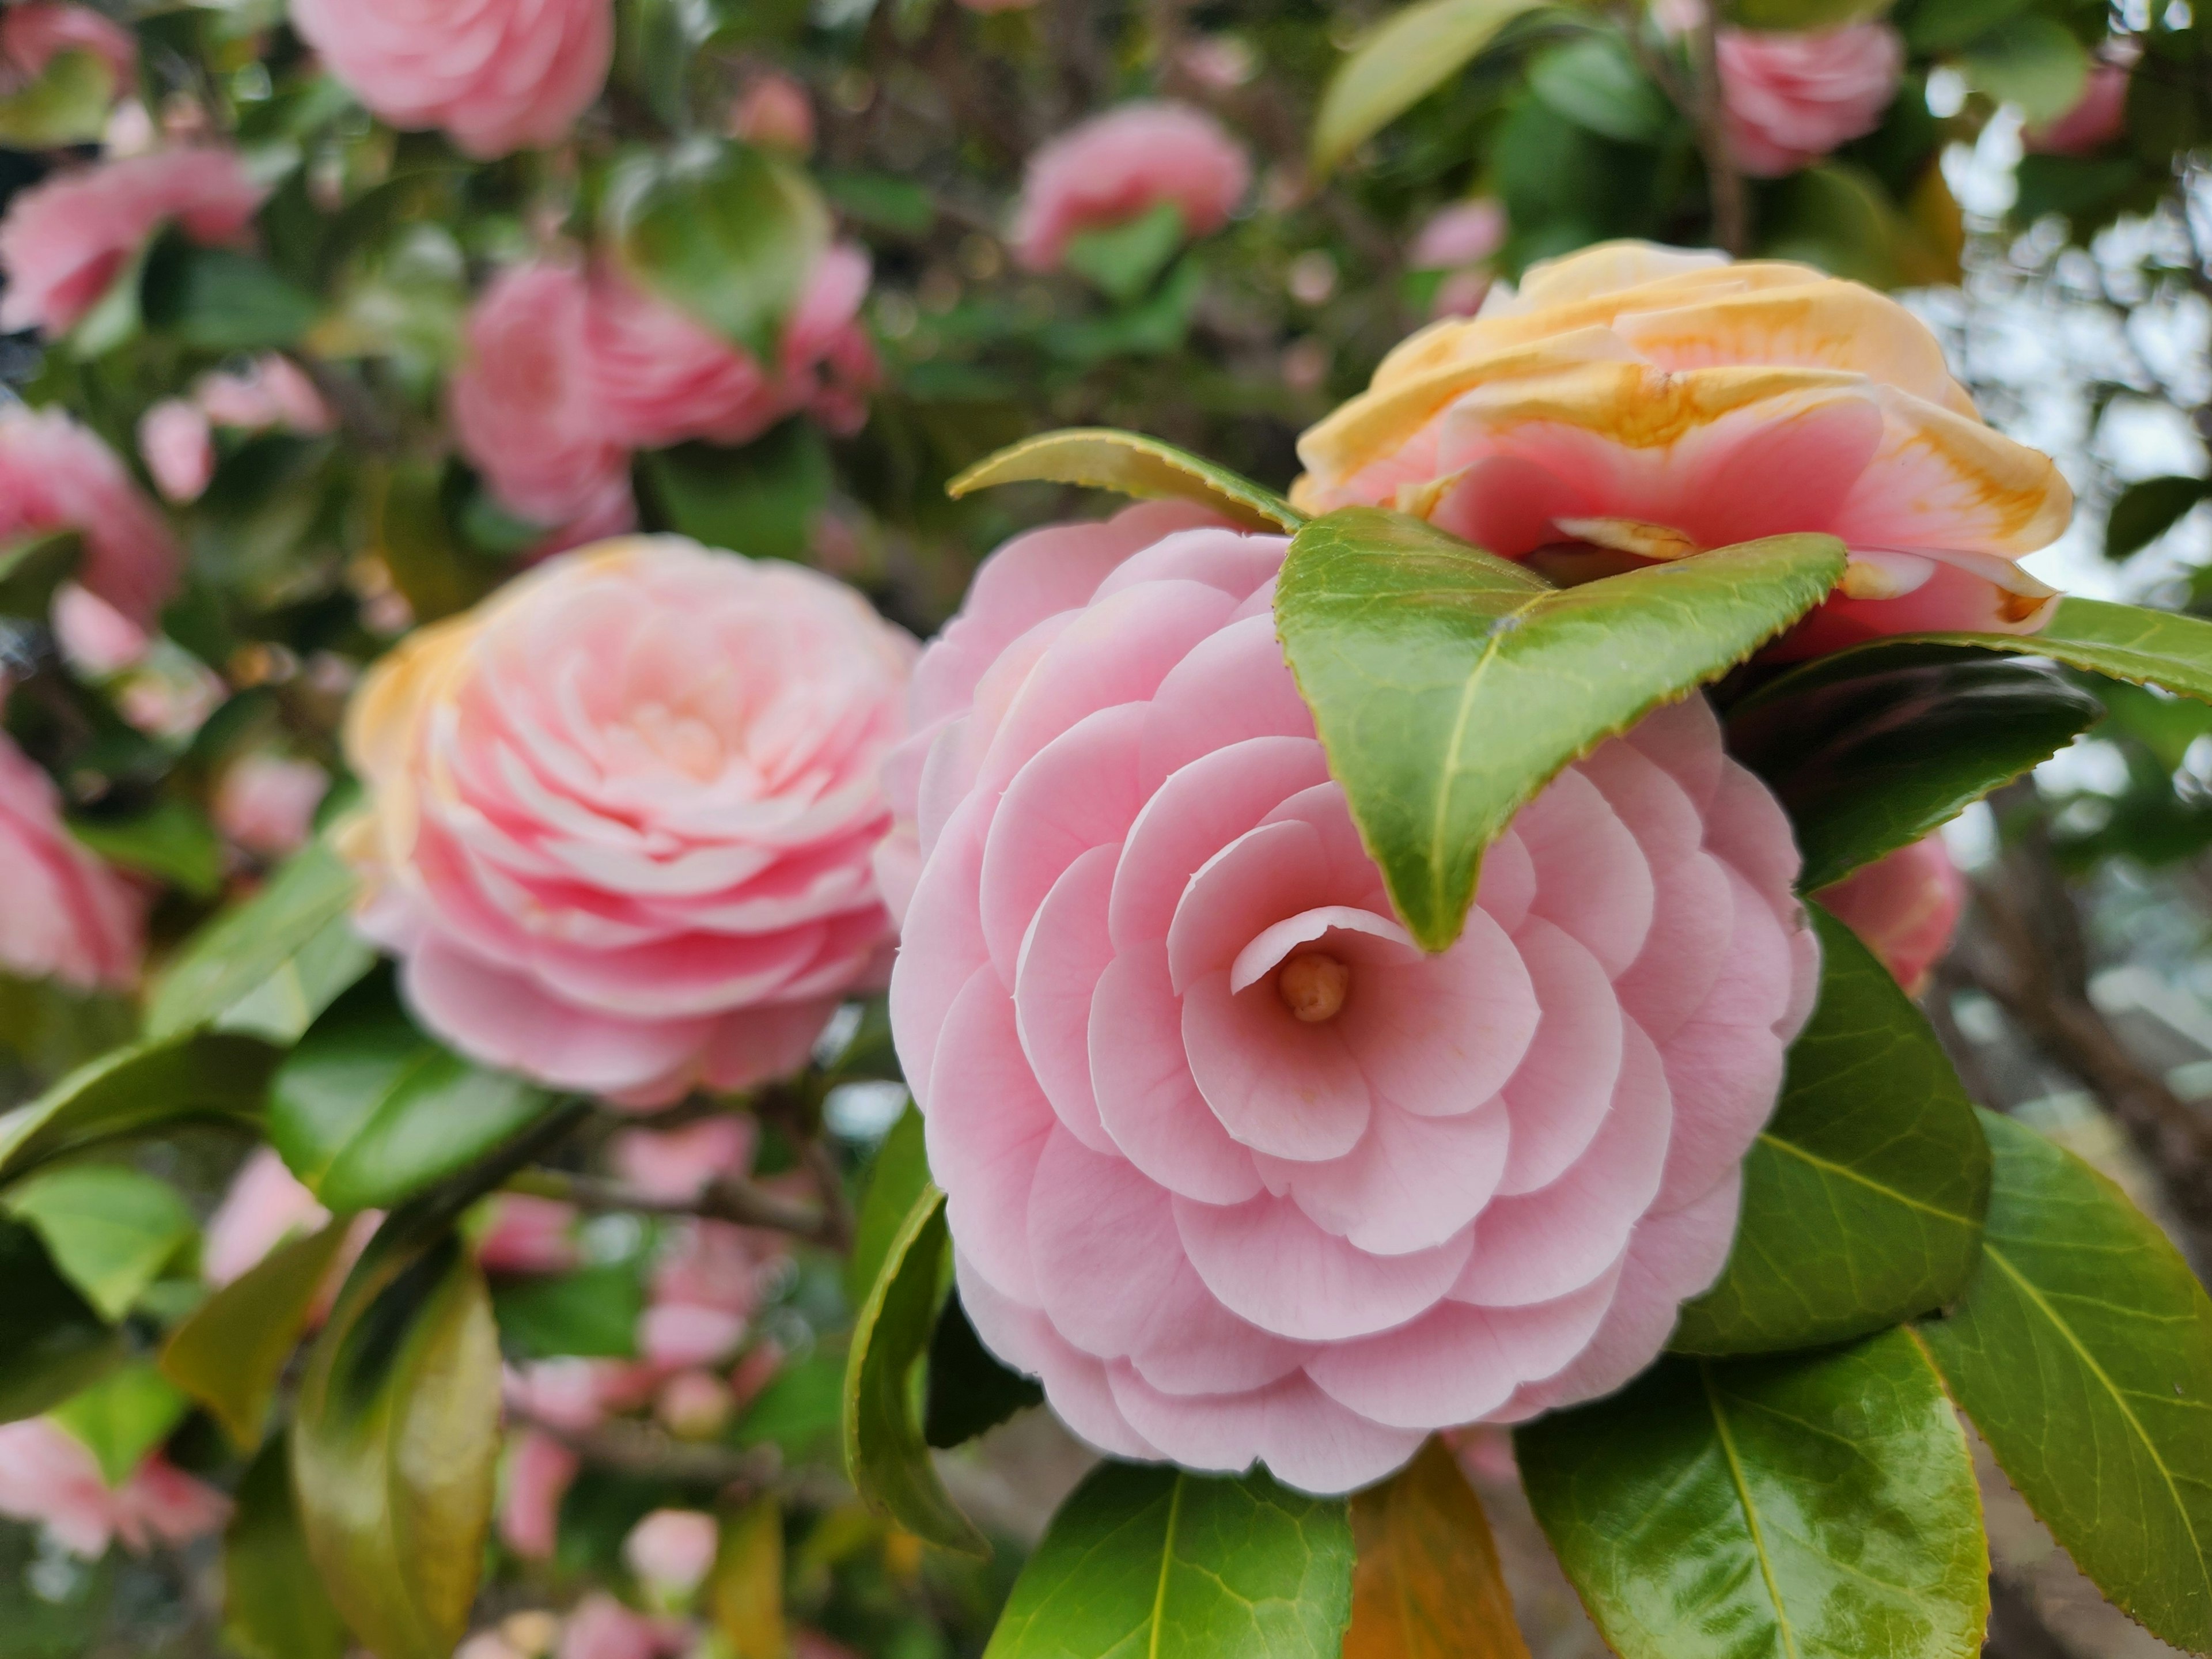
[622,1509,719,1599]
[214,753,330,859]
[1818,836,1966,997]
[1012,101,1251,272]
[137,400,214,505]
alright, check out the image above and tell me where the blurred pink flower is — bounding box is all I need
[639,1304,748,1370]
[0,726,142,990]
[731,71,814,154]
[289,0,615,161]
[0,1419,229,1559]
[203,1146,329,1286]
[0,4,136,93]
[478,1194,584,1276]
[499,1427,581,1560]
[654,1369,732,1438]
[1718,24,1904,176]
[0,403,180,628]
[623,1509,718,1599]
[727,1340,783,1413]
[580,246,877,452]
[1012,101,1251,271]
[505,1359,649,1433]
[52,584,149,679]
[138,399,214,504]
[450,260,636,535]
[1819,836,1965,997]
[0,148,266,336]
[610,1118,755,1203]
[556,1596,688,1659]
[214,753,330,859]
[1410,198,1506,270]
[2025,45,2135,154]
[194,354,334,434]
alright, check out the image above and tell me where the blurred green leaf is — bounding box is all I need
[0,1217,120,1424]
[69,798,224,899]
[1673,907,1989,1354]
[820,171,937,237]
[1314,0,1550,172]
[225,1435,350,1659]
[1901,0,2031,52]
[847,1102,930,1307]
[65,235,151,360]
[986,1461,1355,1658]
[143,241,320,353]
[147,838,369,1040]
[640,422,832,562]
[491,1263,643,1361]
[925,1291,1042,1449]
[1518,1330,1987,1659]
[162,1218,351,1449]
[2107,475,2209,560]
[607,137,831,359]
[736,1343,846,1461]
[0,49,118,147]
[1917,1111,2212,1654]
[271,978,555,1212]
[1730,0,1895,30]
[1870,596,2212,705]
[47,1363,189,1486]
[0,529,82,620]
[1065,202,1188,302]
[842,1182,986,1555]
[1276,510,1843,950]
[6,1164,198,1321]
[293,1228,501,1659]
[370,463,500,624]
[1961,15,2090,122]
[0,1032,279,1186]
[950,427,1304,532]
[1528,35,1672,143]
[711,1497,788,1659]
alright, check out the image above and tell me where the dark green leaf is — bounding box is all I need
[820,171,937,237]
[1528,36,1672,143]
[736,1343,844,1462]
[162,1218,351,1449]
[0,1032,279,1186]
[1673,907,1990,1355]
[69,798,224,899]
[370,463,499,625]
[948,427,1306,533]
[986,1461,1356,1658]
[225,1435,350,1659]
[270,978,554,1211]
[846,1101,930,1307]
[1848,596,2212,706]
[1916,1111,2212,1654]
[1065,202,1188,302]
[925,1292,1043,1449]
[1961,15,2091,122]
[0,1217,120,1424]
[1903,0,2031,53]
[292,1228,502,1659]
[142,241,320,352]
[1517,1331,1988,1659]
[2108,475,2210,561]
[1313,0,1550,172]
[606,138,831,360]
[639,422,832,563]
[5,1164,198,1321]
[1726,649,2103,890]
[491,1264,643,1361]
[0,529,82,619]
[1730,0,1893,31]
[1276,510,1844,949]
[842,1182,986,1555]
[46,1363,188,1486]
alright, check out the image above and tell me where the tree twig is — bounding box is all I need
[514,1410,776,1488]
[1684,6,1747,254]
[506,1167,845,1247]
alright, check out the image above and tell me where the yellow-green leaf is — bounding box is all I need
[163,1219,351,1449]
[1314,0,1549,173]
[1345,1437,1529,1659]
[947,428,1305,533]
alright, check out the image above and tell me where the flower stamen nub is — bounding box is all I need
[1278,952,1351,1022]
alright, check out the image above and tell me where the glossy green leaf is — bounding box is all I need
[292,1228,502,1659]
[1961,15,2090,122]
[948,427,1305,533]
[0,1217,120,1424]
[146,839,369,1041]
[5,1165,197,1322]
[986,1461,1356,1658]
[271,979,554,1211]
[606,138,831,359]
[1876,596,2212,705]
[0,1032,278,1186]
[842,1182,986,1555]
[1916,1111,2212,1653]
[1726,649,2103,891]
[1345,1437,1529,1659]
[69,799,224,898]
[925,1292,1043,1449]
[846,1102,931,1306]
[0,48,119,147]
[1674,907,1990,1355]
[2108,475,2210,561]
[1528,36,1672,143]
[225,1435,349,1659]
[1517,1330,1988,1659]
[0,528,82,619]
[162,1218,351,1449]
[1313,0,1548,172]
[1276,511,1844,949]
[491,1263,643,1361]
[47,1364,188,1486]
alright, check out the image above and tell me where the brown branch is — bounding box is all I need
[1684,7,1747,255]
[506,1167,845,1248]
[516,1411,775,1488]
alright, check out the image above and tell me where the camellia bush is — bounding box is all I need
[7,0,2212,1657]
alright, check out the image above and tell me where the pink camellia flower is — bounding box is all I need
[1411,199,1508,271]
[339,537,915,1107]
[0,4,136,93]
[557,1596,688,1659]
[138,399,214,505]
[1012,101,1251,272]
[1819,835,1965,997]
[195,353,334,435]
[581,246,877,453]
[499,1427,581,1559]
[884,504,1819,1493]
[0,728,142,991]
[203,1146,330,1286]
[623,1510,719,1600]
[450,260,637,538]
[478,1194,584,1276]
[0,148,265,337]
[2025,44,2136,155]
[214,753,331,859]
[0,404,180,628]
[1717,24,1904,176]
[0,1419,229,1558]
[289,0,615,161]
[731,71,815,154]
[639,1219,781,1368]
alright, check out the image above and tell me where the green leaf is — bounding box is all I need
[162,1218,351,1449]
[225,1435,350,1659]
[2107,475,2210,560]
[1528,35,1673,143]
[66,235,151,360]
[270,978,555,1212]
[925,1292,1043,1449]
[1345,1437,1529,1659]
[0,1217,120,1424]
[0,529,82,619]
[47,1364,189,1487]
[292,1228,502,1659]
[737,1343,845,1462]
[147,839,369,1041]
[948,427,1306,534]
[821,171,938,237]
[1516,1330,1988,1659]
[1902,0,2031,53]
[639,422,832,563]
[1675,907,1989,1354]
[5,1165,198,1322]
[709,1497,787,1659]
[68,798,224,899]
[606,138,831,360]
[0,49,120,147]
[491,1264,643,1361]
[1275,511,1845,950]
[1961,15,2091,123]
[142,241,320,353]
[369,463,499,625]
[1729,0,1895,32]
[1849,596,2212,706]
[846,1101,931,1307]
[986,1461,1356,1658]
[1313,0,1548,172]
[842,1182,986,1555]
[0,1032,279,1186]
[1916,1111,2212,1654]
[1726,648,2103,891]
[1065,202,1190,302]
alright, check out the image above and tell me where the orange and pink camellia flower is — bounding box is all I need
[0,404,181,629]
[338,536,915,1108]
[1293,243,2073,658]
[1821,835,1967,997]
[1717,24,1904,177]
[881,502,1817,1493]
[0,1419,229,1559]
[287,0,613,161]
[0,3,137,93]
[1011,101,1251,273]
[0,726,143,992]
